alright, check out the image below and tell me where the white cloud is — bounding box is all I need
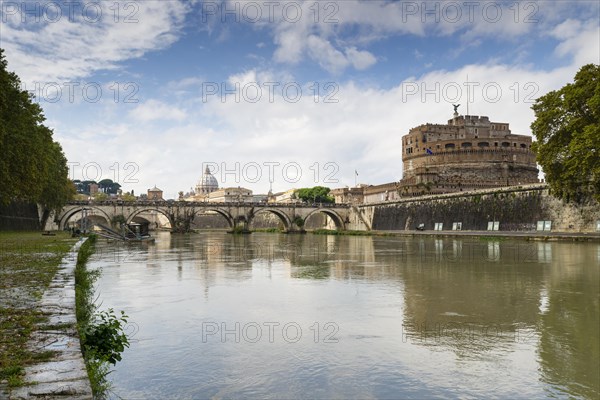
[552,19,600,65]
[273,27,308,64]
[2,1,190,84]
[306,35,349,73]
[129,100,187,122]
[345,47,377,70]
[222,1,598,75]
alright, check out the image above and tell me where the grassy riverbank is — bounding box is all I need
[73,235,109,396]
[0,231,77,389]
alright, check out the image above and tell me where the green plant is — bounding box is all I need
[252,228,282,233]
[82,309,130,365]
[293,216,305,228]
[74,235,131,398]
[230,226,248,234]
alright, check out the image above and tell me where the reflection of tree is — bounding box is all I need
[538,247,600,398]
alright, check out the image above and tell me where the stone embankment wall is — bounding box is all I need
[348,185,600,233]
[0,202,40,231]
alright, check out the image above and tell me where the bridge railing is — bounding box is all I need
[66,200,350,208]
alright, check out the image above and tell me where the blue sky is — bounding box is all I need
[2,0,599,198]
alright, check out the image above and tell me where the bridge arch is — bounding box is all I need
[59,206,112,230]
[126,208,175,229]
[194,208,235,228]
[304,209,346,230]
[249,208,292,231]
[127,207,235,230]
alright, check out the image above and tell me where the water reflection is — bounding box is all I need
[538,242,600,398]
[89,233,599,399]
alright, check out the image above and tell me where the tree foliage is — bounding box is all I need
[531,64,600,203]
[295,186,335,203]
[0,48,74,210]
[98,179,121,194]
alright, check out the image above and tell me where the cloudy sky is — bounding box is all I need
[2,0,599,198]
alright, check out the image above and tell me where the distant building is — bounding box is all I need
[147,186,163,200]
[269,188,298,203]
[206,187,253,203]
[184,166,220,201]
[331,186,366,204]
[89,183,99,195]
[196,166,219,196]
[363,182,401,203]
[252,194,269,203]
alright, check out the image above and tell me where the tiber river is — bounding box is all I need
[88,231,599,399]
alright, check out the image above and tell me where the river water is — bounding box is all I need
[88,231,600,399]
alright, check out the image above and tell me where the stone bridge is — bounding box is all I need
[48,200,352,232]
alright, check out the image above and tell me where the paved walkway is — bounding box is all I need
[11,239,92,400]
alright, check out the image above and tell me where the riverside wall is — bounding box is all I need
[0,202,41,231]
[347,185,600,233]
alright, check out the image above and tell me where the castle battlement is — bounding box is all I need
[399,114,538,196]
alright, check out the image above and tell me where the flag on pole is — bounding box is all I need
[355,170,358,176]
[426,148,433,155]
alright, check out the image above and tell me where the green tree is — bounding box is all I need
[295,186,335,203]
[531,64,600,203]
[98,179,121,194]
[0,48,74,214]
[121,192,136,202]
[93,192,109,201]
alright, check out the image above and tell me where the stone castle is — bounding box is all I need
[333,112,540,203]
[398,113,539,195]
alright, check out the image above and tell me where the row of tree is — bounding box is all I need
[73,179,122,195]
[0,49,74,214]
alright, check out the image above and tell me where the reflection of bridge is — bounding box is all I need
[49,200,352,232]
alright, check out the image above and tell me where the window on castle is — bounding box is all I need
[502,142,510,147]
[478,142,490,147]
[462,142,472,148]
[445,143,455,149]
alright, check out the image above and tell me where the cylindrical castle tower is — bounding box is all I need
[399,114,539,195]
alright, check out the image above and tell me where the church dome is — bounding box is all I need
[196,166,219,195]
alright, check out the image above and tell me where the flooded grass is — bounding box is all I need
[0,231,77,390]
